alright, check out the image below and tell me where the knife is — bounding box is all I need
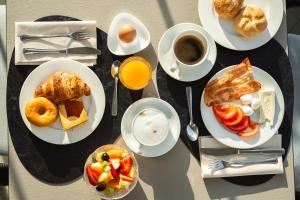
[200,147,285,156]
[23,47,101,55]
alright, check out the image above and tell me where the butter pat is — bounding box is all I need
[259,89,276,126]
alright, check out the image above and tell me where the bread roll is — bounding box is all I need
[213,0,244,19]
[234,5,268,38]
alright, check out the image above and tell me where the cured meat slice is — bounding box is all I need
[204,58,261,106]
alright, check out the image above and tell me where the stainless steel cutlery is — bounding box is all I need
[200,147,285,156]
[23,47,101,55]
[208,157,278,171]
[20,31,90,41]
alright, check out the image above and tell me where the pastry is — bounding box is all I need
[213,0,244,19]
[25,97,58,126]
[118,24,137,43]
[35,72,90,102]
[58,98,88,130]
[234,5,268,37]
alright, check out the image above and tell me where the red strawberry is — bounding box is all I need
[120,156,133,175]
[120,174,134,182]
[86,167,100,186]
[109,163,119,179]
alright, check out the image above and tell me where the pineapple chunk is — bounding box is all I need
[119,179,130,189]
[129,166,135,178]
[98,172,112,183]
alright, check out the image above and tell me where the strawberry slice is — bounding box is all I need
[120,174,134,182]
[86,166,100,186]
[120,156,133,175]
[109,163,119,179]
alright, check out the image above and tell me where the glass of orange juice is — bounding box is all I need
[119,56,152,90]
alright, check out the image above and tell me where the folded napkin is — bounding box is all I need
[199,135,284,178]
[15,21,97,66]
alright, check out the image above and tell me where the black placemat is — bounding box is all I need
[157,39,294,186]
[6,16,141,184]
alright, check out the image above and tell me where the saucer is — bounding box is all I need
[107,12,151,56]
[121,98,181,157]
[158,23,217,82]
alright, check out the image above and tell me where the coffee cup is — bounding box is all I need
[171,29,210,70]
[132,108,169,146]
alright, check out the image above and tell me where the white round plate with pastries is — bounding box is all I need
[200,65,284,149]
[198,0,283,50]
[19,58,105,145]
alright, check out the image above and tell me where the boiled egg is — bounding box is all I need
[242,105,254,116]
[240,94,252,105]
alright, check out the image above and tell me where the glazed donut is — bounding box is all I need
[25,97,58,126]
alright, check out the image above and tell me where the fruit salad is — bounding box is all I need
[84,145,138,198]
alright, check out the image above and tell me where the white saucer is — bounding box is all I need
[107,12,151,56]
[121,98,181,157]
[158,23,217,82]
[198,0,283,50]
[19,58,106,145]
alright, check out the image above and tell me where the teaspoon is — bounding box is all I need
[186,86,199,141]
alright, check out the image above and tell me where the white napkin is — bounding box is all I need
[15,21,97,66]
[199,135,284,178]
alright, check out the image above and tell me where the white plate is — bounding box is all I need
[198,0,283,50]
[200,66,285,149]
[158,23,217,82]
[107,12,151,56]
[19,58,106,145]
[121,98,181,157]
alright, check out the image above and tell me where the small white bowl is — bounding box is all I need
[107,12,151,56]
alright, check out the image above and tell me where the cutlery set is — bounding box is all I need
[202,147,285,171]
[20,31,101,55]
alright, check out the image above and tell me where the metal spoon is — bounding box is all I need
[111,60,121,116]
[186,86,199,141]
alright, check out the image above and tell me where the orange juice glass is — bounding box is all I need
[119,56,152,90]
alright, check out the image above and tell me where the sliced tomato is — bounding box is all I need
[221,107,244,126]
[120,156,133,175]
[120,174,134,182]
[237,123,260,137]
[227,116,250,132]
[212,104,237,120]
[109,163,120,179]
[86,167,100,186]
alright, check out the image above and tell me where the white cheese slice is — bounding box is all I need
[259,89,276,126]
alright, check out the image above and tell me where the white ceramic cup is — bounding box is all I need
[132,108,169,147]
[171,29,210,70]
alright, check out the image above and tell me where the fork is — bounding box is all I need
[20,31,90,41]
[208,157,278,171]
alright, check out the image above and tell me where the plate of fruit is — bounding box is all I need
[200,58,284,149]
[84,145,138,199]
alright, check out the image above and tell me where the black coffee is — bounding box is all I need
[174,35,205,65]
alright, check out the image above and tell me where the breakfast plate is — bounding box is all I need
[158,23,217,82]
[200,65,284,149]
[19,58,106,145]
[198,0,283,50]
[107,12,151,56]
[121,98,181,157]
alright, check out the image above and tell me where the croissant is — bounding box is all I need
[35,72,90,102]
